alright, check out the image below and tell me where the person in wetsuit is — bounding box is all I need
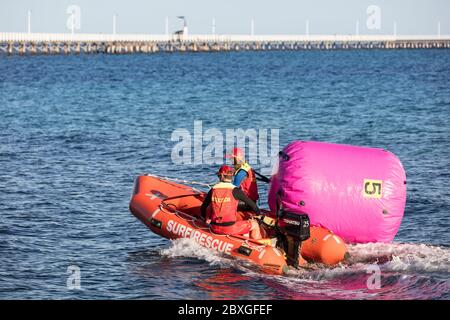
[200,165,263,239]
[225,147,259,214]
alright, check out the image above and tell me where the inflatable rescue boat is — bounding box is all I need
[129,174,348,274]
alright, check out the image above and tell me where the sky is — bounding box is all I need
[0,0,449,35]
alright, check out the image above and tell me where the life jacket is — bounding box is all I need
[209,182,239,225]
[235,162,259,202]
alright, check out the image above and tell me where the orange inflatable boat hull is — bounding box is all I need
[129,175,348,274]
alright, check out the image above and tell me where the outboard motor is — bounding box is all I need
[276,209,310,268]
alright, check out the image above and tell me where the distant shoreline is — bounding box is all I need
[1,32,450,55]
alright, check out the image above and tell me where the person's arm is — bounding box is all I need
[200,189,213,220]
[232,187,260,214]
[233,169,248,187]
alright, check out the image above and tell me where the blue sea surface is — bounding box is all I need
[0,50,449,299]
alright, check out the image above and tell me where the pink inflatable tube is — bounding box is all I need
[268,141,407,243]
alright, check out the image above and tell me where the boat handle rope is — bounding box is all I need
[159,203,269,243]
[159,196,242,238]
[159,202,230,236]
[160,193,205,219]
[159,203,209,230]
[159,194,211,229]
[158,193,270,244]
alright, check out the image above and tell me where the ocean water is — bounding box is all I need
[0,50,449,300]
